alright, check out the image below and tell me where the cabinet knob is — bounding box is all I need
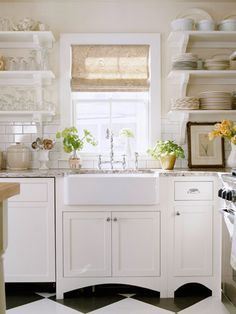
[106,217,111,222]
[113,217,118,222]
[176,211,181,216]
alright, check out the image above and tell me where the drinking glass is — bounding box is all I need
[0,18,12,31]
[9,57,18,71]
[18,57,28,71]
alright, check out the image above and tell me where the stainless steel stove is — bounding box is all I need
[219,172,236,313]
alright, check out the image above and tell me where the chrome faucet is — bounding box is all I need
[98,128,127,170]
[135,152,139,170]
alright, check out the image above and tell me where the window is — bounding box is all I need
[72,91,149,154]
[60,34,161,156]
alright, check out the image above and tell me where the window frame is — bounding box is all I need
[60,33,161,157]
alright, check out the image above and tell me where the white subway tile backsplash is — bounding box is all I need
[58,160,69,169]
[81,160,94,169]
[49,151,61,161]
[14,134,32,143]
[23,125,37,134]
[0,135,14,143]
[181,159,188,168]
[0,114,223,170]
[43,125,59,134]
[0,126,5,134]
[0,143,6,151]
[146,160,161,169]
[163,123,179,134]
[6,125,22,134]
[49,160,59,169]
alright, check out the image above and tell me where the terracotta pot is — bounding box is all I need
[159,155,176,170]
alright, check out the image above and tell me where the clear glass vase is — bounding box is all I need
[69,150,81,169]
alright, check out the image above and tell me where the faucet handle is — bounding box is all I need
[122,154,126,170]
[106,128,110,139]
[98,154,102,169]
[134,152,139,170]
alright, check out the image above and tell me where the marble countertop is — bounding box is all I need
[0,168,231,178]
[0,169,65,177]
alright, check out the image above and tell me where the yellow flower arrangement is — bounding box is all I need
[208,120,236,144]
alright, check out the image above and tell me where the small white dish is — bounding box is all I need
[218,18,236,31]
[171,18,194,31]
[196,19,215,31]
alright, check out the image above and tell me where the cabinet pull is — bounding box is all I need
[106,217,111,222]
[176,211,181,216]
[113,217,118,222]
[187,188,200,194]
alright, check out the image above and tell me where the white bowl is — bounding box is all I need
[218,19,236,31]
[196,19,215,31]
[171,18,194,31]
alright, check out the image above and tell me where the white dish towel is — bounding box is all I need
[231,213,236,270]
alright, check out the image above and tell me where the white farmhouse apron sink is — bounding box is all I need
[64,172,159,205]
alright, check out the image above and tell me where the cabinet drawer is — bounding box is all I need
[9,183,48,202]
[174,181,213,201]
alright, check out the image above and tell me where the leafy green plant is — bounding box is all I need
[119,128,134,138]
[147,140,185,160]
[56,127,97,154]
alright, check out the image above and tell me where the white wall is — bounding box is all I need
[0,0,235,168]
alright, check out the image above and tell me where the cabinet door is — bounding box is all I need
[3,178,55,282]
[63,212,111,277]
[173,205,212,276]
[112,211,160,277]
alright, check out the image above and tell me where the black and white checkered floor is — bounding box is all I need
[5,285,230,314]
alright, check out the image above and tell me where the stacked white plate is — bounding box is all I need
[172,53,198,70]
[199,91,232,110]
[171,97,200,110]
[204,56,229,70]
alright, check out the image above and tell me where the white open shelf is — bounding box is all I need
[168,31,236,52]
[0,110,55,123]
[168,70,236,81]
[0,31,55,49]
[169,109,236,115]
[0,71,55,85]
[168,70,236,96]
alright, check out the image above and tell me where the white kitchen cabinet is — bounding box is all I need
[56,175,164,299]
[1,178,55,282]
[63,211,160,278]
[173,204,212,276]
[63,211,111,277]
[112,211,160,277]
[165,176,221,298]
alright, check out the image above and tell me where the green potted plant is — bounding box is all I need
[147,140,185,170]
[56,127,97,169]
[119,128,134,157]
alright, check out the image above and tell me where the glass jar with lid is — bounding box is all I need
[6,142,31,170]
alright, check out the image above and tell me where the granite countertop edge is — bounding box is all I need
[0,168,231,178]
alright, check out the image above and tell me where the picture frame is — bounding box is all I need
[187,122,225,168]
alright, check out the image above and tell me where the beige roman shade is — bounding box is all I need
[71,45,150,92]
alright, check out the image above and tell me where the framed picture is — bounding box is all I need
[187,122,225,168]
